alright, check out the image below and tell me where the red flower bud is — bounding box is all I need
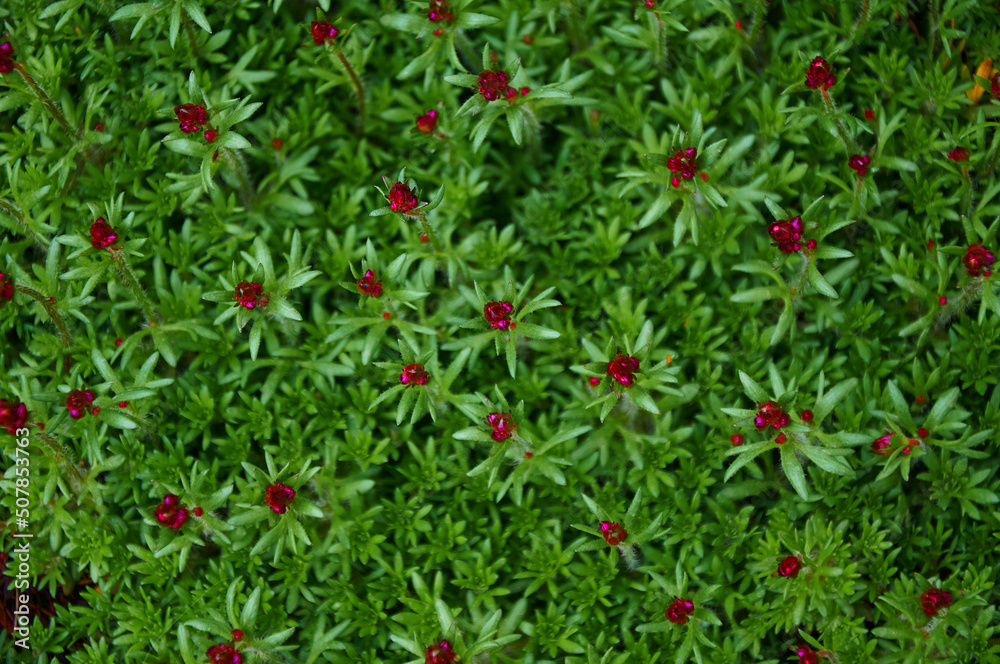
[433,27,444,37]
[918,427,929,438]
[848,154,871,176]
[806,239,817,250]
[919,588,952,617]
[477,69,513,102]
[94,122,105,132]
[485,411,516,441]
[415,109,439,135]
[606,352,640,387]
[803,56,836,90]
[735,20,743,29]
[774,432,787,445]
[0,42,15,74]
[90,406,100,415]
[599,521,627,545]
[864,109,875,120]
[264,483,296,514]
[272,138,284,150]
[231,629,243,642]
[768,216,803,254]
[204,130,218,142]
[386,181,419,213]
[65,389,95,419]
[155,494,190,529]
[0,272,14,305]
[484,300,515,330]
[588,377,601,387]
[948,146,969,162]
[194,507,204,517]
[962,244,995,277]
[401,363,430,386]
[665,597,695,625]
[234,281,264,309]
[796,646,820,664]
[801,409,814,423]
[90,217,119,250]
[174,103,208,133]
[522,34,533,44]
[0,399,29,434]
[115,337,123,346]
[871,433,894,455]
[310,21,340,45]
[420,232,429,242]
[424,640,458,664]
[118,401,128,407]
[776,555,802,577]
[730,433,743,446]
[356,269,383,297]
[666,147,700,180]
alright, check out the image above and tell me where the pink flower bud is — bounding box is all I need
[795,646,819,664]
[310,21,339,45]
[204,130,218,142]
[90,217,119,250]
[0,272,13,305]
[66,389,92,419]
[848,154,871,176]
[801,409,814,423]
[918,427,929,438]
[231,629,243,641]
[155,494,190,529]
[803,56,836,90]
[864,109,874,120]
[386,181,419,213]
[665,597,695,624]
[871,433,894,455]
[356,269,383,297]
[194,507,204,517]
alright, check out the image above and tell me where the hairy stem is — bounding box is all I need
[221,147,254,207]
[336,51,366,133]
[15,285,72,347]
[109,248,158,325]
[14,62,82,142]
[564,0,586,54]
[415,212,444,254]
[820,87,858,155]
[0,197,50,248]
[38,432,87,496]
[181,11,201,57]
[748,0,768,59]
[932,277,984,332]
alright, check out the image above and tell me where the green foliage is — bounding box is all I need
[2,0,1000,662]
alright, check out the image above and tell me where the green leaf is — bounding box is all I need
[779,445,809,499]
[738,370,770,403]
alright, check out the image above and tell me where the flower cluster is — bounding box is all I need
[310,20,340,45]
[65,389,97,419]
[768,216,803,254]
[386,182,419,214]
[0,42,14,74]
[427,0,454,23]
[920,587,951,617]
[356,269,383,296]
[207,643,243,664]
[424,640,458,664]
[477,69,518,102]
[90,217,119,250]
[0,272,13,305]
[963,244,994,278]
[599,521,627,546]
[485,411,516,441]
[265,483,296,514]
[667,147,705,187]
[665,597,695,624]
[401,363,430,386]
[754,401,789,430]
[484,300,515,330]
[0,399,29,434]
[174,103,208,133]
[606,352,640,387]
[848,154,871,176]
[154,494,190,529]
[234,281,267,309]
[803,56,836,90]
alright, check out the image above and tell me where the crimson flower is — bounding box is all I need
[415,109,438,135]
[207,643,243,664]
[0,399,29,434]
[174,103,208,133]
[920,587,952,617]
[66,389,96,420]
[917,427,929,438]
[803,56,836,90]
[234,281,264,309]
[776,555,802,577]
[730,433,743,446]
[795,646,820,664]
[606,352,640,387]
[427,0,454,23]
[386,181,419,213]
[801,409,814,423]
[848,154,871,176]
[768,216,803,254]
[0,42,14,74]
[948,147,969,162]
[962,244,995,278]
[155,494,190,529]
[478,69,511,102]
[401,363,430,386]
[356,269,383,297]
[484,300,515,330]
[265,484,296,514]
[667,148,700,187]
[871,433,894,455]
[424,640,458,664]
[310,21,340,45]
[90,217,119,250]
[754,401,789,431]
[665,597,695,625]
[599,521,627,546]
[0,272,13,305]
[485,411,516,442]
[864,109,875,120]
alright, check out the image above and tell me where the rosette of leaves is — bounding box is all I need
[369,337,471,425]
[326,239,434,364]
[730,196,855,347]
[227,451,324,565]
[442,272,560,377]
[619,109,756,244]
[444,45,585,151]
[453,386,535,488]
[379,0,500,81]
[635,561,722,664]
[722,368,859,500]
[389,595,522,664]
[574,320,680,422]
[495,418,589,506]
[161,73,260,205]
[136,469,234,574]
[203,231,319,360]
[108,0,212,47]
[571,488,666,564]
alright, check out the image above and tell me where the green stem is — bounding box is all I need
[0,198,49,248]
[335,51,365,133]
[792,254,811,302]
[415,212,444,254]
[14,62,82,142]
[819,87,858,155]
[221,147,254,207]
[855,0,872,36]
[38,432,87,496]
[109,248,158,325]
[564,0,586,54]
[181,11,200,57]
[15,285,72,347]
[932,277,985,332]
[747,0,767,59]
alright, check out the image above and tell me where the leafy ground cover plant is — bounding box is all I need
[1,0,1000,662]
